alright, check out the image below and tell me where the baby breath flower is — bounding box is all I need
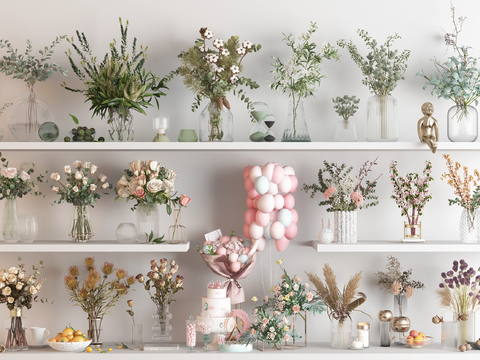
[230,65,240,74]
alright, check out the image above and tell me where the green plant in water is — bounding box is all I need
[332,95,360,121]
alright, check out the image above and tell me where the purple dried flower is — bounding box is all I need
[453,276,458,282]
[469,292,474,297]
[460,278,465,285]
[460,259,465,264]
[453,266,458,272]
[449,284,454,289]
[439,283,445,288]
[447,271,454,277]
[477,294,480,300]
[454,260,459,266]
[476,275,480,282]
[441,272,447,279]
[456,283,461,288]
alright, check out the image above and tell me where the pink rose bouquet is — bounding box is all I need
[0,153,44,200]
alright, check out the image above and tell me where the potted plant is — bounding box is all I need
[171,27,260,142]
[270,22,339,142]
[416,4,480,142]
[64,18,167,142]
[0,36,67,141]
[338,30,410,142]
[332,95,360,142]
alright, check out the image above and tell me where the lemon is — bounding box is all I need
[75,330,83,336]
[86,347,93,353]
[59,336,69,343]
[62,328,75,337]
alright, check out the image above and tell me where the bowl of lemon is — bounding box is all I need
[47,326,92,352]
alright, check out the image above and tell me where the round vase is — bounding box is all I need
[199,101,233,142]
[447,105,478,142]
[282,100,311,142]
[365,94,398,142]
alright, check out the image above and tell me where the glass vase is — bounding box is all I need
[330,319,351,349]
[136,204,160,242]
[284,312,307,349]
[5,308,28,351]
[441,321,457,349]
[282,100,311,142]
[455,312,475,347]
[168,209,186,244]
[393,294,407,317]
[152,303,173,343]
[199,101,233,142]
[87,316,103,346]
[403,215,422,241]
[334,119,357,142]
[333,211,357,243]
[8,91,53,142]
[68,205,94,243]
[106,108,135,142]
[2,198,18,243]
[366,94,398,142]
[447,105,478,142]
[17,214,38,243]
[115,223,138,244]
[132,324,143,350]
[459,208,480,243]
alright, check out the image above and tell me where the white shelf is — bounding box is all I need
[0,241,190,253]
[1,141,480,151]
[311,240,480,252]
[0,343,465,359]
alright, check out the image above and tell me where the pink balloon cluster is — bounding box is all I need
[243,163,298,253]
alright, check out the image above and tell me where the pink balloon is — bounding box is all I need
[257,194,275,213]
[244,209,257,225]
[267,182,278,195]
[253,198,259,209]
[203,240,212,246]
[246,197,255,209]
[262,162,275,181]
[275,237,290,252]
[249,165,263,183]
[216,247,227,255]
[278,175,292,194]
[272,165,285,184]
[274,194,285,210]
[243,165,253,179]
[256,211,270,227]
[230,236,240,243]
[230,261,242,272]
[244,177,255,192]
[270,221,285,240]
[249,222,264,240]
[243,224,251,239]
[237,236,244,243]
[285,222,298,240]
[283,194,295,209]
[247,188,259,200]
[290,209,299,223]
[229,253,239,262]
[219,235,230,244]
[283,165,295,176]
[270,210,279,222]
[251,237,266,253]
[244,246,251,254]
[289,175,299,193]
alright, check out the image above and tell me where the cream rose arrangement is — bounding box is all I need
[0,152,44,200]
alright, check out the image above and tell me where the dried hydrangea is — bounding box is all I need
[375,256,425,297]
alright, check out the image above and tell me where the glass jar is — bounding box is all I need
[333,211,357,243]
[186,315,196,352]
[357,322,370,348]
[152,303,173,343]
[136,204,160,242]
[282,100,311,142]
[87,316,103,346]
[132,324,143,350]
[459,208,480,243]
[366,94,399,142]
[2,198,18,243]
[447,105,478,142]
[331,319,352,349]
[334,119,357,142]
[116,223,138,244]
[106,108,135,142]
[68,205,94,243]
[5,308,28,351]
[168,209,186,243]
[17,214,38,243]
[199,101,233,142]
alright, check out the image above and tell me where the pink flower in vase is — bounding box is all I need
[137,174,147,186]
[262,318,269,325]
[324,187,337,200]
[306,292,313,301]
[284,334,290,341]
[293,305,300,313]
[250,329,256,335]
[19,171,30,181]
[350,191,364,207]
[134,186,145,198]
[294,276,301,282]
[180,194,191,206]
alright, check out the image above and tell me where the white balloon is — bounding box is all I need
[270,221,286,240]
[278,175,292,194]
[229,253,239,263]
[283,165,295,176]
[278,208,293,227]
[267,182,278,195]
[262,162,276,181]
[263,221,273,240]
[257,194,275,213]
[249,222,264,240]
[249,165,263,183]
[255,176,270,195]
[274,194,285,210]
[239,254,249,264]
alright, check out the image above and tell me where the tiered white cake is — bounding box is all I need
[197,284,232,332]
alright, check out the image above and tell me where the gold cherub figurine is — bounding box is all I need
[417,102,439,153]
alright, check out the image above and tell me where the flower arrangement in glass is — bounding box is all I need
[171,27,260,142]
[416,4,480,141]
[50,161,111,242]
[168,194,191,243]
[126,300,142,350]
[270,22,339,142]
[389,160,434,240]
[136,259,183,342]
[441,154,480,242]
[64,257,135,345]
[338,30,410,141]
[0,153,44,242]
[0,36,66,141]
[332,95,360,142]
[307,264,368,349]
[64,18,167,142]
[0,258,48,351]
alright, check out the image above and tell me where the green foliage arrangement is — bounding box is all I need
[0,152,44,200]
[332,95,360,121]
[416,4,480,120]
[338,30,410,95]
[302,158,381,212]
[0,36,67,90]
[171,27,260,113]
[63,18,167,121]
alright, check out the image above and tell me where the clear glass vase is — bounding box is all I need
[152,303,173,343]
[459,208,480,243]
[333,211,357,243]
[455,312,475,347]
[2,198,18,243]
[132,324,143,350]
[334,119,357,142]
[168,209,186,244]
[366,94,398,142]
[87,316,103,346]
[330,319,351,349]
[8,91,53,142]
[136,204,160,242]
[447,105,478,142]
[282,100,311,142]
[116,223,138,244]
[199,101,233,142]
[393,294,407,317]
[17,214,38,243]
[5,308,28,351]
[106,108,135,142]
[68,205,94,243]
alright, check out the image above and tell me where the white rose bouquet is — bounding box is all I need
[115,159,180,213]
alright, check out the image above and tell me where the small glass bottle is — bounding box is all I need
[378,310,393,347]
[186,315,196,352]
[357,322,370,348]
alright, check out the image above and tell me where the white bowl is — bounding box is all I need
[47,339,92,352]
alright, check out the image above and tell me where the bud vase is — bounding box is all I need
[5,308,28,351]
[132,324,143,350]
[333,211,357,243]
[2,198,18,243]
[168,209,186,243]
[152,303,172,343]
[136,204,160,242]
[447,105,478,142]
[87,316,103,346]
[366,94,398,142]
[106,108,134,142]
[459,208,480,243]
[69,205,94,243]
[282,100,311,142]
[199,101,233,142]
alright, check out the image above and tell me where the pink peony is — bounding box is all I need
[2,167,17,179]
[19,171,30,181]
[284,334,290,341]
[306,292,313,301]
[293,305,300,313]
[180,194,191,206]
[274,284,281,292]
[134,186,145,198]
[324,187,337,200]
[350,191,364,206]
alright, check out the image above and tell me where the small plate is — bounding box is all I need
[402,336,434,349]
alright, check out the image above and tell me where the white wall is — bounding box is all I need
[0,0,478,346]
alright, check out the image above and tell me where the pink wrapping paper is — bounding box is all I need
[200,253,257,304]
